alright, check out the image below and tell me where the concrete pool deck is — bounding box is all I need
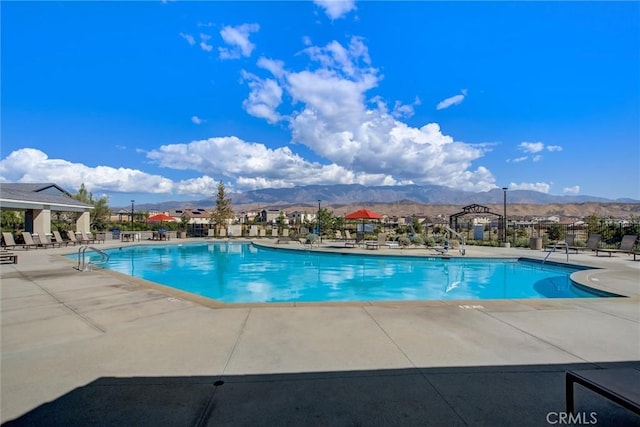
[1,239,639,426]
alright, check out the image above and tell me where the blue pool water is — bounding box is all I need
[79,242,608,303]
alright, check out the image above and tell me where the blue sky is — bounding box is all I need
[2,1,639,206]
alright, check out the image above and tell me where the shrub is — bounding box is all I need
[397,236,411,247]
[410,235,424,245]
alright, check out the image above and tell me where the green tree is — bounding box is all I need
[547,224,564,242]
[211,181,233,236]
[72,183,110,230]
[412,218,423,234]
[0,210,22,232]
[276,212,287,233]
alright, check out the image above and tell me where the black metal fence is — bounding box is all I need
[443,221,640,249]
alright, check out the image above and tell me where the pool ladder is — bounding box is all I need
[76,246,110,271]
[542,242,569,264]
[444,226,466,256]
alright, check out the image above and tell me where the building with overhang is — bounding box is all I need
[0,183,93,236]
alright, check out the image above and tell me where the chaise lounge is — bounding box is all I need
[596,235,638,257]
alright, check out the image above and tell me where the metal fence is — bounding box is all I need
[444,221,640,249]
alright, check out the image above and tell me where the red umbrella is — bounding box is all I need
[147,213,176,222]
[344,209,383,220]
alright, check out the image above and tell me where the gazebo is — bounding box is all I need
[0,183,93,236]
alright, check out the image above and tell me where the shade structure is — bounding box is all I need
[147,213,176,222]
[344,208,383,220]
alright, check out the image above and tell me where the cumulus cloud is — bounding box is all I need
[219,23,259,59]
[146,136,399,191]
[238,37,496,191]
[0,148,175,194]
[436,89,467,110]
[509,182,551,193]
[191,115,204,125]
[313,0,356,20]
[563,185,580,194]
[546,145,562,152]
[199,33,213,52]
[179,32,196,46]
[241,71,283,123]
[519,142,545,153]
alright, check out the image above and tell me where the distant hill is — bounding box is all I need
[131,184,639,218]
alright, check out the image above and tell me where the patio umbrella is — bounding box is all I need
[344,209,383,220]
[344,209,383,234]
[146,213,176,223]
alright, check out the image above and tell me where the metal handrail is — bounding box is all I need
[542,241,569,263]
[444,226,466,255]
[76,245,110,271]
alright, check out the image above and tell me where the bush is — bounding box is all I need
[410,235,424,245]
[397,236,411,247]
[423,236,435,247]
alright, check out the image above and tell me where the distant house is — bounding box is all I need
[260,209,282,224]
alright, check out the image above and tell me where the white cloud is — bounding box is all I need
[179,32,196,46]
[436,89,467,110]
[532,155,543,162]
[563,185,580,194]
[0,148,174,194]
[313,0,356,20]
[191,116,204,125]
[241,71,283,124]
[146,136,399,191]
[509,156,528,163]
[219,23,259,59]
[199,33,213,52]
[509,182,551,193]
[238,38,495,192]
[392,97,421,118]
[518,142,544,153]
[547,145,563,152]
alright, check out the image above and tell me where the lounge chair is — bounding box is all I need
[2,232,22,250]
[38,233,62,248]
[0,249,18,263]
[87,231,105,243]
[546,234,577,252]
[596,235,638,257]
[365,233,382,250]
[568,234,601,253]
[566,368,640,417]
[23,231,57,249]
[345,232,363,248]
[53,230,72,246]
[67,230,84,245]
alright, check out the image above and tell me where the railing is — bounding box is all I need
[445,226,466,255]
[542,242,569,264]
[76,246,109,271]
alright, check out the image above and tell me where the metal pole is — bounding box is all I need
[502,188,508,245]
[317,199,321,242]
[131,200,135,231]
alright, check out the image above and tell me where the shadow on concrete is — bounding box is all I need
[4,361,639,426]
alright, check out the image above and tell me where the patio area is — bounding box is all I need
[2,239,639,426]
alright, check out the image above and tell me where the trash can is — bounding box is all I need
[529,237,542,250]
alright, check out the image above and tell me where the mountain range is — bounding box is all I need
[134,184,639,211]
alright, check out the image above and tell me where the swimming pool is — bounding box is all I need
[81,242,610,304]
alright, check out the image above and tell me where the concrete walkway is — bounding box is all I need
[1,239,639,426]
